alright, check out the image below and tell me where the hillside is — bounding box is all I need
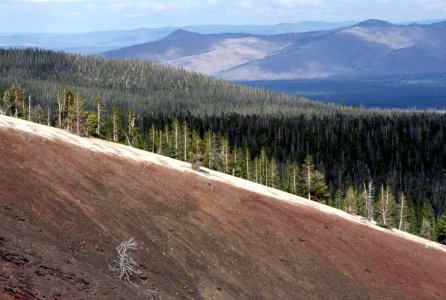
[1,115,446,299]
[2,48,446,242]
[101,30,323,77]
[0,48,324,117]
[0,21,355,54]
[102,20,446,80]
[223,20,446,80]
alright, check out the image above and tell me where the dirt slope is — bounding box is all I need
[1,116,446,299]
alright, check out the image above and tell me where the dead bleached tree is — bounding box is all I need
[110,239,160,299]
[109,238,141,283]
[364,181,375,221]
[0,90,11,115]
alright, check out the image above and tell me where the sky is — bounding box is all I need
[0,0,445,33]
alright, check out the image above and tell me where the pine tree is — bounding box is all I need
[398,192,409,231]
[158,129,163,153]
[0,89,11,115]
[182,121,189,162]
[203,129,215,169]
[421,218,432,240]
[244,148,251,180]
[269,157,279,188]
[124,109,141,147]
[283,162,300,194]
[163,123,172,156]
[148,123,156,152]
[171,118,180,159]
[435,212,446,244]
[190,130,202,170]
[420,201,436,240]
[9,83,24,118]
[301,155,329,203]
[95,97,105,137]
[85,110,98,137]
[303,155,313,200]
[66,93,86,136]
[253,157,260,183]
[30,104,46,124]
[364,181,375,221]
[230,146,244,177]
[63,89,74,130]
[376,185,396,227]
[344,186,359,215]
[259,147,267,185]
[27,95,31,121]
[54,90,64,128]
[46,106,51,127]
[332,189,344,210]
[220,136,230,174]
[111,106,122,142]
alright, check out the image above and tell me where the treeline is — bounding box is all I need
[1,83,446,243]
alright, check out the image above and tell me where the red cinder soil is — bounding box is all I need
[1,125,446,299]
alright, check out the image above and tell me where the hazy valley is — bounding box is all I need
[98,20,446,108]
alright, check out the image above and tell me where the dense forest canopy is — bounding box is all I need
[0,48,342,117]
[1,48,446,242]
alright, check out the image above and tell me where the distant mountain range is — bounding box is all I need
[0,21,356,54]
[102,20,446,80]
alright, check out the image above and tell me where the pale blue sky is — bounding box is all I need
[1,0,446,33]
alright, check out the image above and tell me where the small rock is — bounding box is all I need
[5,286,17,293]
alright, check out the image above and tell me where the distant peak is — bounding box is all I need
[355,19,393,28]
[429,21,446,29]
[171,29,193,35]
[160,29,201,41]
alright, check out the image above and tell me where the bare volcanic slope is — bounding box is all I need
[0,115,445,300]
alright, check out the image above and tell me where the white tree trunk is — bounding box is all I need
[399,194,405,230]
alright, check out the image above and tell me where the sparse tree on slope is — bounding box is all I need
[31,104,47,125]
[435,212,446,244]
[8,83,24,118]
[111,106,122,142]
[125,109,142,148]
[364,181,375,221]
[203,129,215,169]
[220,136,230,174]
[301,155,329,203]
[376,185,396,227]
[182,121,189,161]
[343,186,359,214]
[85,110,98,137]
[95,97,105,137]
[398,192,409,231]
[0,90,11,115]
[190,129,203,170]
[54,90,64,128]
[420,201,436,240]
[66,93,86,136]
[171,118,180,159]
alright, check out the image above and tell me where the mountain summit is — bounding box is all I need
[355,19,393,27]
[159,29,201,41]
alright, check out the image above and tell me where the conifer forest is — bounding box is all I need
[1,48,446,242]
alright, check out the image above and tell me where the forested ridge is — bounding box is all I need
[1,48,446,242]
